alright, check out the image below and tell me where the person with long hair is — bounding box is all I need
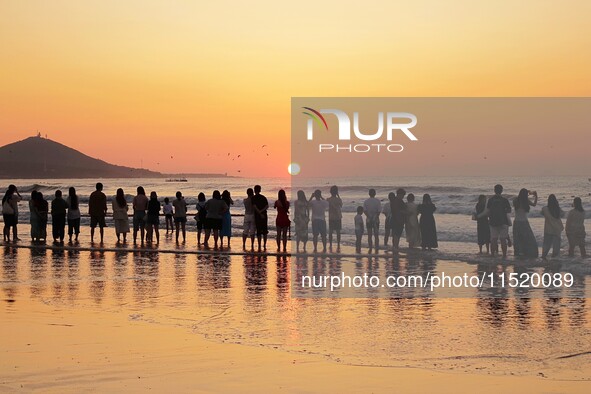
[474,194,490,254]
[274,189,290,253]
[406,193,421,249]
[67,187,80,243]
[566,197,586,257]
[196,192,207,246]
[50,190,68,244]
[327,185,342,252]
[146,191,161,244]
[35,192,49,242]
[29,191,40,242]
[541,194,563,259]
[133,186,149,244]
[309,189,329,253]
[2,184,21,242]
[512,188,538,258]
[220,190,233,248]
[293,190,309,252]
[242,188,255,250]
[418,194,438,250]
[112,188,130,243]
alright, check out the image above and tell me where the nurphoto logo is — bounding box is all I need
[302,106,418,153]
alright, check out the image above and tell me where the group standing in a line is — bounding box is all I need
[474,184,586,259]
[2,182,588,259]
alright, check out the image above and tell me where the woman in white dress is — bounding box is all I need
[112,188,130,243]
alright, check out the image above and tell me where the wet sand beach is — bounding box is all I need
[1,224,590,392]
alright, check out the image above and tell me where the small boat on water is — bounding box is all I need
[166,178,188,182]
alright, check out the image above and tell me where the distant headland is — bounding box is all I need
[0,135,228,179]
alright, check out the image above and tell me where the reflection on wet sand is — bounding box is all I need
[1,247,590,380]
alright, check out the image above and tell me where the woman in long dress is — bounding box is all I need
[475,194,490,254]
[293,190,309,252]
[566,197,586,257]
[29,191,41,242]
[220,190,233,248]
[512,188,538,258]
[405,193,421,248]
[418,194,438,250]
[541,194,563,259]
[112,188,130,243]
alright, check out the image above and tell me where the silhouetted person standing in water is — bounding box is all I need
[2,185,21,243]
[309,189,329,253]
[541,194,563,259]
[89,183,107,243]
[327,185,343,252]
[242,188,256,250]
[363,189,381,252]
[146,191,161,244]
[252,185,269,251]
[204,190,228,250]
[173,191,188,243]
[67,187,80,243]
[112,188,130,243]
[487,184,511,258]
[51,190,68,244]
[389,188,407,253]
[133,186,149,245]
[274,189,290,253]
[293,190,309,252]
[566,197,586,257]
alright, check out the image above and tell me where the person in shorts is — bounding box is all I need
[163,197,173,233]
[251,185,269,251]
[309,189,329,253]
[88,182,107,243]
[173,191,188,243]
[487,184,512,258]
[363,189,381,252]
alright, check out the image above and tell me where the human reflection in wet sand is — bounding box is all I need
[174,253,187,300]
[132,251,159,306]
[275,255,289,302]
[195,253,231,307]
[2,246,19,304]
[51,249,65,301]
[30,248,47,299]
[292,256,308,298]
[112,250,128,301]
[476,263,510,328]
[243,254,268,312]
[566,298,587,328]
[66,249,80,303]
[89,250,106,304]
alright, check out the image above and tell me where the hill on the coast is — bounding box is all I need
[0,136,161,179]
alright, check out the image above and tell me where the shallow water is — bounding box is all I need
[2,235,591,381]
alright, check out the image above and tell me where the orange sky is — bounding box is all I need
[1,1,591,177]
